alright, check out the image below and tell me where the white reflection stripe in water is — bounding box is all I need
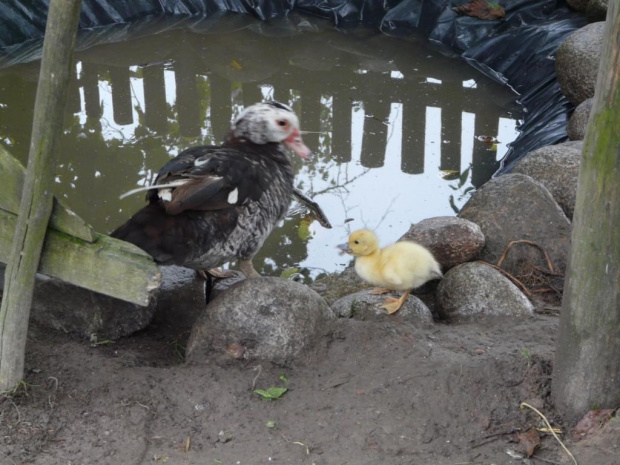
[351,101,364,164]
[462,79,477,89]
[461,111,475,172]
[163,69,176,108]
[384,103,402,170]
[424,106,441,172]
[496,117,519,161]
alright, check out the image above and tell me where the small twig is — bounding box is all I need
[531,455,563,465]
[477,261,531,296]
[251,364,263,390]
[8,399,21,425]
[497,240,555,273]
[520,402,578,465]
[47,376,59,409]
[0,450,18,465]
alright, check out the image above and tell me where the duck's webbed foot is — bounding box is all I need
[198,268,236,280]
[380,290,411,315]
[239,259,261,278]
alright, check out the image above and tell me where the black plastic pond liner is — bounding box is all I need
[0,0,586,173]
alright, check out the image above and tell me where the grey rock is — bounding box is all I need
[186,277,335,364]
[209,270,247,301]
[511,142,582,219]
[28,275,156,340]
[587,0,608,22]
[568,98,594,141]
[566,0,590,11]
[458,174,571,277]
[437,262,534,319]
[0,263,208,339]
[151,265,206,331]
[331,291,434,326]
[399,216,485,270]
[311,266,368,305]
[556,22,605,105]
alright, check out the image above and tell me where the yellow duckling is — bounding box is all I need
[338,229,443,314]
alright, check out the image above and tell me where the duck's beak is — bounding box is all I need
[284,129,311,159]
[337,243,352,255]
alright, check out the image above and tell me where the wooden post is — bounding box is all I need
[0,0,82,391]
[552,3,620,422]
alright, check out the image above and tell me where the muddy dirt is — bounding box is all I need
[1,312,619,465]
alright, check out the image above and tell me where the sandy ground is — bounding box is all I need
[1,311,619,465]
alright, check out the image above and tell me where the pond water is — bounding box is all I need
[0,14,522,281]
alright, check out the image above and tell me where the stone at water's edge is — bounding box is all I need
[331,291,434,326]
[511,142,582,220]
[0,267,157,340]
[556,21,605,105]
[185,277,335,364]
[566,0,591,12]
[0,263,209,339]
[458,174,571,277]
[399,216,485,271]
[437,262,534,319]
[568,98,594,141]
[587,0,609,22]
[311,266,368,306]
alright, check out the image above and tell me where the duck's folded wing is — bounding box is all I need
[161,149,268,215]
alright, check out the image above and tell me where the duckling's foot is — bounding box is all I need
[369,287,391,295]
[381,290,411,315]
[239,259,261,279]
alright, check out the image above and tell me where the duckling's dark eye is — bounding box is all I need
[354,240,359,244]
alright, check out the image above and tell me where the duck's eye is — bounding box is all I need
[277,119,289,128]
[354,240,359,244]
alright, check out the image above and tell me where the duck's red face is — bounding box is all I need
[232,102,312,159]
[283,128,311,159]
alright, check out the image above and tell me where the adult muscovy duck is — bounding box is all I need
[111,101,312,278]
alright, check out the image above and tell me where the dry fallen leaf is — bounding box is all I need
[473,348,486,355]
[573,409,616,441]
[517,427,541,457]
[453,0,505,20]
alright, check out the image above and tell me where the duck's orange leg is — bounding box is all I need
[381,290,411,314]
[239,259,261,278]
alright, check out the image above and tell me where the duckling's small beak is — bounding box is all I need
[284,129,311,159]
[337,243,352,255]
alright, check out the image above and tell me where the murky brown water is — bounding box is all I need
[0,14,521,280]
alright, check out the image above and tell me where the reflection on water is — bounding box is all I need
[0,14,521,280]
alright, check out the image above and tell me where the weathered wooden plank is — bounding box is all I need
[2,0,87,390]
[0,145,96,242]
[0,209,160,306]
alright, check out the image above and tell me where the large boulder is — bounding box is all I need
[0,263,213,340]
[568,98,594,141]
[458,174,571,277]
[437,262,534,319]
[186,277,335,364]
[399,216,485,270]
[556,22,605,105]
[331,291,434,326]
[511,142,582,219]
[0,264,159,340]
